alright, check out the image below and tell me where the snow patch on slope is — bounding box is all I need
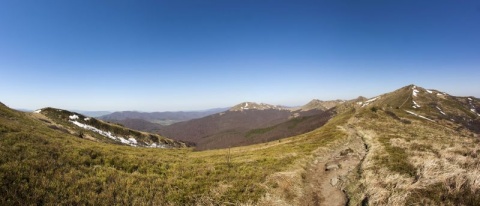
[359,97,379,107]
[467,98,480,116]
[233,102,286,111]
[412,101,421,108]
[33,109,41,113]
[436,106,446,115]
[69,120,167,148]
[412,86,419,97]
[366,97,378,103]
[147,142,167,148]
[69,114,79,120]
[404,110,435,122]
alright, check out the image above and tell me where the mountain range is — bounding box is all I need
[100,100,345,150]
[1,84,479,205]
[157,101,341,150]
[99,107,228,125]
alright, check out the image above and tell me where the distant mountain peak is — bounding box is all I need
[229,102,286,111]
[351,84,480,132]
[299,99,345,111]
[409,85,450,98]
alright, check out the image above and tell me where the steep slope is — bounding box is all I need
[0,100,354,205]
[355,84,480,133]
[259,85,480,206]
[33,107,185,148]
[342,85,480,205]
[2,85,479,205]
[100,108,227,125]
[158,103,292,150]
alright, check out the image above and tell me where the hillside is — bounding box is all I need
[295,99,345,111]
[0,100,355,205]
[158,101,334,150]
[33,107,185,148]
[258,85,480,205]
[341,85,480,205]
[1,84,480,205]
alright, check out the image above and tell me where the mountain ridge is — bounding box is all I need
[99,107,228,125]
[32,107,186,148]
[229,102,287,111]
[158,99,342,150]
[1,84,480,205]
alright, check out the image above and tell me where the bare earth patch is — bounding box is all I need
[300,124,367,206]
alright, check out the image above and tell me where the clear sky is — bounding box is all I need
[1,0,479,111]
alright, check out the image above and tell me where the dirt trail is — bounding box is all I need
[301,123,367,206]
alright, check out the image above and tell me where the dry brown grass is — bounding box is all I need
[347,108,480,205]
[258,109,356,205]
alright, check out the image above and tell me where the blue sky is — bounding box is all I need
[1,0,479,111]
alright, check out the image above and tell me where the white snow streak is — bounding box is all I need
[147,142,167,148]
[467,98,480,116]
[413,89,419,97]
[33,109,41,113]
[426,89,433,94]
[358,97,379,107]
[69,120,167,148]
[128,137,137,144]
[70,120,127,143]
[69,115,79,120]
[470,108,479,116]
[412,101,421,108]
[412,86,419,97]
[366,97,378,103]
[404,110,435,122]
[436,106,446,115]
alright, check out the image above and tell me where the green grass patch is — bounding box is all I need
[375,135,416,177]
[0,105,355,205]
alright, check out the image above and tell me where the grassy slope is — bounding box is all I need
[346,106,480,205]
[38,107,184,148]
[5,85,477,205]
[0,103,353,205]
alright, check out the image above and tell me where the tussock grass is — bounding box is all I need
[0,105,354,205]
[258,109,356,205]
[375,135,416,177]
[347,107,480,205]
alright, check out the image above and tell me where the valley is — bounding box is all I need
[1,85,479,205]
[2,0,478,205]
